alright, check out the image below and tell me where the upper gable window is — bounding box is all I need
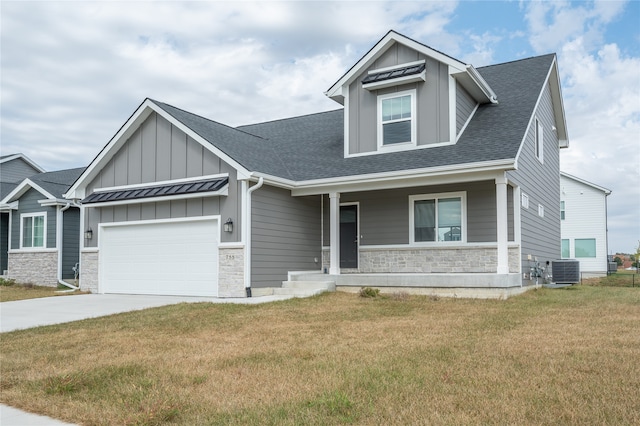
[535,118,544,163]
[378,89,416,148]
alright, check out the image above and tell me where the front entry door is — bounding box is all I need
[340,205,358,268]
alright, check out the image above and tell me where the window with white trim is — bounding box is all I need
[535,118,544,163]
[560,201,565,220]
[410,192,466,243]
[378,90,416,147]
[21,212,46,248]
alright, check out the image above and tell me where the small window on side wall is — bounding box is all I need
[378,90,416,148]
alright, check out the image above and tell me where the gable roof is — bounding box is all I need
[560,172,611,195]
[65,33,566,197]
[0,153,46,174]
[325,30,497,105]
[1,167,86,205]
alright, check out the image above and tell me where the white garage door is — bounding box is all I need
[100,219,218,296]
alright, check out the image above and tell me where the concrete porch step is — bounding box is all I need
[252,280,336,298]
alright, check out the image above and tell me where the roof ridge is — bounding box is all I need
[237,108,343,128]
[477,53,556,70]
[149,99,268,141]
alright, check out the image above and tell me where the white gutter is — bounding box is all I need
[56,202,80,290]
[243,176,264,296]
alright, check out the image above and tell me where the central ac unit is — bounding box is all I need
[552,260,580,284]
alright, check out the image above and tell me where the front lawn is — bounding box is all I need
[0,279,83,302]
[1,286,639,425]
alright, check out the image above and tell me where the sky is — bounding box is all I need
[1,0,639,254]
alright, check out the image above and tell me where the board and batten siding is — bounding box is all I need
[61,207,80,279]
[251,185,321,288]
[84,112,241,247]
[10,188,57,249]
[348,43,450,155]
[456,82,476,135]
[560,175,609,272]
[0,158,41,183]
[507,81,561,270]
[323,181,514,246]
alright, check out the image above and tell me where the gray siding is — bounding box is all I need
[348,43,450,155]
[507,82,562,270]
[84,112,242,247]
[10,188,57,249]
[251,185,321,288]
[456,82,476,135]
[61,208,80,279]
[323,181,514,246]
[0,158,41,183]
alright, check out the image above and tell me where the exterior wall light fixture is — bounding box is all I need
[224,218,233,233]
[85,228,93,240]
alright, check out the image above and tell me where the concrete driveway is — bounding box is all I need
[1,293,293,333]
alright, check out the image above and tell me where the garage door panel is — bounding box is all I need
[101,220,219,296]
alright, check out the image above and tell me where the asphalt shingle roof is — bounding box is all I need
[30,167,86,198]
[154,54,555,182]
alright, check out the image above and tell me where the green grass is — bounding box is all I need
[1,285,639,425]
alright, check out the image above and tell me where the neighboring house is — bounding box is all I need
[64,30,569,298]
[0,154,46,275]
[560,172,611,273]
[0,167,86,286]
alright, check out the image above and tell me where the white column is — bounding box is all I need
[496,176,509,274]
[329,192,340,275]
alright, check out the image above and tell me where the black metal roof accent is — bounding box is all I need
[82,177,228,204]
[362,63,425,85]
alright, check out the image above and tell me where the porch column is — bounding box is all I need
[329,192,340,275]
[496,176,509,274]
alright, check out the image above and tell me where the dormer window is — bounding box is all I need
[378,89,416,148]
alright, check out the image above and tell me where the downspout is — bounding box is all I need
[244,176,264,297]
[57,202,79,290]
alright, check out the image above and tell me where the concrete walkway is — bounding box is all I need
[1,292,294,425]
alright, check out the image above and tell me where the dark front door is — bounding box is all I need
[340,205,358,268]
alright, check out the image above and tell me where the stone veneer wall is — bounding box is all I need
[8,251,58,287]
[218,247,245,297]
[322,246,520,274]
[80,251,99,293]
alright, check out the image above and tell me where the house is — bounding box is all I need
[560,172,611,274]
[0,167,86,286]
[0,154,46,275]
[64,30,569,298]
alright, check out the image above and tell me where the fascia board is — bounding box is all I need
[548,58,569,147]
[64,99,155,200]
[0,153,46,173]
[0,201,19,211]
[560,172,611,194]
[38,198,75,207]
[325,31,467,101]
[452,66,498,104]
[1,179,56,204]
[514,59,562,168]
[290,159,515,196]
